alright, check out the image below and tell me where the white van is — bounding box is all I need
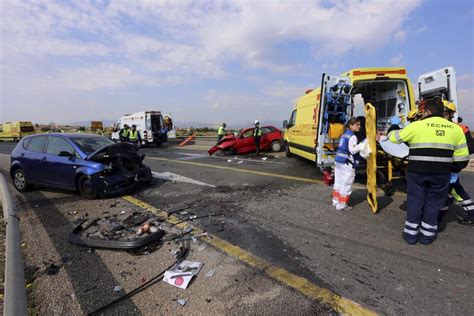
[111,111,168,146]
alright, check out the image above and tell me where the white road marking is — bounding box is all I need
[152,171,216,188]
[211,155,287,165]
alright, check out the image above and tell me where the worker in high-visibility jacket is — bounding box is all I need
[388,98,470,244]
[439,101,474,226]
[332,117,364,211]
[254,120,262,155]
[129,124,142,146]
[217,123,227,142]
[119,124,130,142]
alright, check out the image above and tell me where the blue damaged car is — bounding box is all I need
[10,133,152,199]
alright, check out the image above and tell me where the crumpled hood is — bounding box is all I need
[86,143,142,162]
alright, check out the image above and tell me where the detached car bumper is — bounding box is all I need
[89,166,152,197]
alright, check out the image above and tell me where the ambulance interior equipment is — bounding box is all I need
[317,75,410,169]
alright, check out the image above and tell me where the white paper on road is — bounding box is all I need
[152,171,216,187]
[379,140,409,159]
[163,260,203,289]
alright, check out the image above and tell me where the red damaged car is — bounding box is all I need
[208,126,283,156]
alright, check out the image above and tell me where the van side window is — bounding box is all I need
[26,136,47,153]
[289,110,297,127]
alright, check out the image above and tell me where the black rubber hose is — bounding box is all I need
[87,242,189,315]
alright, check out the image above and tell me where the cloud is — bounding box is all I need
[0,0,423,123]
[394,30,407,42]
[416,25,428,33]
[458,88,474,127]
[458,74,473,84]
[390,53,405,65]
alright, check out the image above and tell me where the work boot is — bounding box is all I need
[403,233,418,245]
[457,211,474,226]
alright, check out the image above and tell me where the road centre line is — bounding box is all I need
[122,195,376,316]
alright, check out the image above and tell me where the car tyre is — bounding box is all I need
[285,142,292,157]
[77,175,98,199]
[12,169,32,192]
[271,140,282,152]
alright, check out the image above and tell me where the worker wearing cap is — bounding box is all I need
[129,124,142,146]
[119,124,130,142]
[407,109,422,123]
[217,123,227,142]
[254,120,262,155]
[388,97,469,244]
[439,100,474,226]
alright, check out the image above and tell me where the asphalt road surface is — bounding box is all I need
[0,140,473,314]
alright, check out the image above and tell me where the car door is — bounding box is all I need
[417,66,458,120]
[316,73,352,168]
[21,135,48,184]
[236,129,256,153]
[260,127,274,149]
[42,136,79,188]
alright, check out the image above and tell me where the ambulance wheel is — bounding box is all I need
[271,140,282,152]
[285,142,292,157]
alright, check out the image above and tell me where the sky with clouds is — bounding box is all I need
[1,0,473,127]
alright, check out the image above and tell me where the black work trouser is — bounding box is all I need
[404,172,450,244]
[254,136,261,154]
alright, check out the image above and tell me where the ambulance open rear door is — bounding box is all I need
[418,67,458,120]
[316,74,352,169]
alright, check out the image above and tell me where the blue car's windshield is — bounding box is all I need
[72,137,115,155]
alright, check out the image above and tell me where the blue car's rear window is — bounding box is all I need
[72,137,115,155]
[25,136,47,152]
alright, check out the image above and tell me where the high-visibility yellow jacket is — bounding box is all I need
[218,126,226,136]
[254,127,262,137]
[129,130,139,141]
[389,116,470,173]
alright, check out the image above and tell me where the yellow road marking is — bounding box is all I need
[146,156,323,184]
[122,195,377,316]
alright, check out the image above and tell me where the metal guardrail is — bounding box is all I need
[0,173,28,316]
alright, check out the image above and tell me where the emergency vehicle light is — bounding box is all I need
[353,69,406,76]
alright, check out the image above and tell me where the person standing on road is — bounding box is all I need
[129,124,142,146]
[254,120,262,155]
[388,98,469,245]
[119,124,130,142]
[217,123,227,142]
[438,101,474,226]
[332,117,364,211]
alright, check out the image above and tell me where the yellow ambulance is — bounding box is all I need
[0,121,36,141]
[283,66,458,212]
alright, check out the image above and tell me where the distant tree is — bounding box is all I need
[78,126,86,132]
[41,127,51,132]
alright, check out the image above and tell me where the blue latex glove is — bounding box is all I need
[450,173,459,184]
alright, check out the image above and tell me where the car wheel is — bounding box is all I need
[12,169,32,192]
[156,141,162,147]
[271,140,282,152]
[77,175,98,199]
[285,142,292,157]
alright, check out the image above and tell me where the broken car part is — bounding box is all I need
[68,219,165,250]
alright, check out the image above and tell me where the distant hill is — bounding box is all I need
[56,119,284,129]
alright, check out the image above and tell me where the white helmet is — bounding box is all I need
[254,120,260,125]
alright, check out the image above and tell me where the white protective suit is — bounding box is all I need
[332,135,364,210]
